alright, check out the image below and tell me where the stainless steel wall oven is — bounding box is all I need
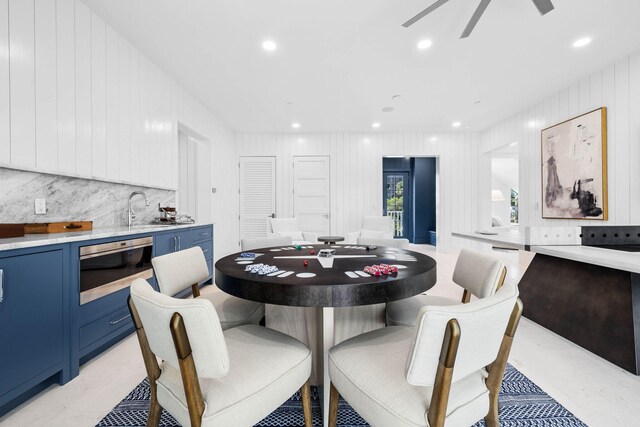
[79,237,153,305]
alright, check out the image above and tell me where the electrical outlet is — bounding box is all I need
[35,198,46,215]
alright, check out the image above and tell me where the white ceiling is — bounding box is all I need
[84,0,640,133]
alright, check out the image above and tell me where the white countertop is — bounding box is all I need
[529,245,640,274]
[452,229,526,250]
[0,223,212,251]
[453,228,640,273]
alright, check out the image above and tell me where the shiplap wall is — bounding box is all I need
[236,133,479,248]
[479,51,640,229]
[0,0,238,258]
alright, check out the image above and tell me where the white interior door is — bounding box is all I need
[293,156,330,235]
[239,156,276,239]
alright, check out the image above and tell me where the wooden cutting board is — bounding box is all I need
[0,223,26,238]
[24,221,93,234]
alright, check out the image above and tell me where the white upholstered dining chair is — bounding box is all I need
[386,248,506,327]
[152,247,264,330]
[267,218,318,244]
[328,282,522,427]
[241,235,293,251]
[357,236,410,249]
[128,279,313,427]
[346,216,394,243]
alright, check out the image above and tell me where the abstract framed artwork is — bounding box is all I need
[541,107,608,220]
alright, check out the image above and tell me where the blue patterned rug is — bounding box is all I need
[97,365,586,426]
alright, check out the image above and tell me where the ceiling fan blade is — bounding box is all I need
[460,0,493,39]
[402,0,452,28]
[531,0,554,15]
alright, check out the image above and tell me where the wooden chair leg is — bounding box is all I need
[300,379,313,427]
[484,298,523,427]
[147,397,162,427]
[329,382,340,427]
[484,394,499,427]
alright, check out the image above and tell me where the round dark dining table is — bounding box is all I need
[215,243,437,427]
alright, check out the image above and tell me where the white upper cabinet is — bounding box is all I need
[9,0,36,168]
[1,0,187,190]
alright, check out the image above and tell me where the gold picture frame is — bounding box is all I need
[541,107,607,220]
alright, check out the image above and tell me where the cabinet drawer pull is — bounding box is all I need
[0,269,4,303]
[110,314,131,325]
[199,232,208,236]
[202,248,209,253]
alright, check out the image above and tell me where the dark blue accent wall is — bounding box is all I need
[383,157,436,245]
[412,158,436,244]
[382,157,411,171]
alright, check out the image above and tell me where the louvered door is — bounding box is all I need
[239,157,276,240]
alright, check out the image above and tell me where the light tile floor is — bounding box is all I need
[1,245,639,426]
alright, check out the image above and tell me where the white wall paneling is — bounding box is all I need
[34,0,57,171]
[237,133,479,248]
[90,12,106,178]
[75,0,92,176]
[56,0,75,174]
[0,0,8,164]
[479,50,640,229]
[9,0,35,168]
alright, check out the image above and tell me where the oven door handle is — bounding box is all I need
[80,243,153,260]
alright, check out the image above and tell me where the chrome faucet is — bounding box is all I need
[128,191,150,228]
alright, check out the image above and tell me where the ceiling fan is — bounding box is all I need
[402,0,555,38]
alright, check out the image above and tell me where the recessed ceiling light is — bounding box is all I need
[430,137,438,142]
[572,37,591,48]
[417,39,433,50]
[291,122,300,129]
[509,141,518,147]
[372,123,381,128]
[262,40,277,51]
[382,107,394,113]
[452,121,461,128]
[528,120,537,128]
[363,138,370,144]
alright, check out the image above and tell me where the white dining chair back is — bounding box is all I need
[241,235,293,251]
[453,248,505,299]
[131,279,229,378]
[152,246,210,297]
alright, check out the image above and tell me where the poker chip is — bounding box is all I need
[244,263,279,275]
[363,264,398,276]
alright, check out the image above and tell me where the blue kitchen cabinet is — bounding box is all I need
[0,224,213,416]
[154,228,193,257]
[0,246,68,413]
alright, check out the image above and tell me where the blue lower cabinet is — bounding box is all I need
[0,248,66,411]
[0,224,213,416]
[193,239,213,260]
[77,287,134,361]
[154,229,192,257]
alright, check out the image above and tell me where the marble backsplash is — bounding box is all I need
[0,168,175,228]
